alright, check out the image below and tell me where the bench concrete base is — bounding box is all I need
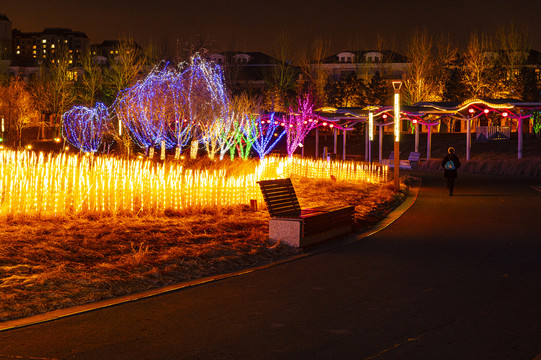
[269,218,352,248]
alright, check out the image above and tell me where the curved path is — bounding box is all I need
[1,172,541,360]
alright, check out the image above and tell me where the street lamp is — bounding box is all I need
[392,81,402,190]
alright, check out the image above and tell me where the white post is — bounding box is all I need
[365,125,369,162]
[379,125,383,163]
[333,127,337,154]
[466,117,471,161]
[415,123,419,153]
[343,130,347,160]
[315,127,319,159]
[427,125,432,161]
[518,117,523,160]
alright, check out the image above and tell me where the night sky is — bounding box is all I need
[4,0,541,56]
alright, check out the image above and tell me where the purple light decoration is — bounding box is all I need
[115,64,191,152]
[252,113,286,159]
[62,103,110,153]
[284,94,318,157]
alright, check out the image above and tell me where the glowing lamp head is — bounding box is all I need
[26,144,32,150]
[54,137,61,143]
[323,122,327,126]
[329,124,334,128]
[383,114,388,119]
[469,108,475,114]
[412,119,418,124]
[502,112,508,117]
[484,109,490,114]
[64,146,69,151]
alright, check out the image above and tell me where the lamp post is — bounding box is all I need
[392,81,402,190]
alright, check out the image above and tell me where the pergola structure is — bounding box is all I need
[311,99,541,162]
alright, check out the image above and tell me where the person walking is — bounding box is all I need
[442,147,461,196]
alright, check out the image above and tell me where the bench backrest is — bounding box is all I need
[388,151,401,160]
[257,178,302,218]
[408,152,421,161]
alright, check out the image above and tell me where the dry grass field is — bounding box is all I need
[0,172,402,322]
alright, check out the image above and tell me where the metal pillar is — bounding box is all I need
[518,117,523,160]
[365,125,369,162]
[427,125,432,160]
[342,130,347,160]
[315,127,319,158]
[466,117,471,161]
[415,123,419,153]
[379,125,383,163]
[333,128,337,154]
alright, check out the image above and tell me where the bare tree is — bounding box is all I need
[433,34,458,101]
[105,38,146,101]
[0,77,39,147]
[462,33,495,98]
[32,49,77,138]
[264,32,298,112]
[297,38,331,107]
[495,22,530,98]
[79,46,104,107]
[403,30,438,105]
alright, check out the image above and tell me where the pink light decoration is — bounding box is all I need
[284,94,318,157]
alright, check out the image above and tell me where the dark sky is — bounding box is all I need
[4,0,541,57]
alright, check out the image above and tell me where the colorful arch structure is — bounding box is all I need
[313,99,541,162]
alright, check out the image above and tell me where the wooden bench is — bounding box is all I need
[258,178,355,247]
[399,151,421,169]
[380,151,400,167]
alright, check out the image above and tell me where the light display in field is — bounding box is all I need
[115,64,192,154]
[285,94,318,157]
[252,113,286,160]
[182,55,231,160]
[0,150,388,217]
[62,103,110,153]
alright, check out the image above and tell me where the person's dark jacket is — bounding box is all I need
[441,153,461,178]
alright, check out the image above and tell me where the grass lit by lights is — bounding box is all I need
[0,150,388,217]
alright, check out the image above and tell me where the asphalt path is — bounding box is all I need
[1,171,541,360]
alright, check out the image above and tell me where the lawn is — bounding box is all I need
[0,170,403,322]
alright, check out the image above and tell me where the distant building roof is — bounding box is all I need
[323,50,409,64]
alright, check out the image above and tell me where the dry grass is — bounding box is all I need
[0,176,402,322]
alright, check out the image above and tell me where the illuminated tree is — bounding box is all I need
[284,94,318,157]
[0,77,39,147]
[462,33,495,98]
[62,103,110,153]
[115,65,191,156]
[252,112,286,160]
[181,55,231,160]
[403,30,439,105]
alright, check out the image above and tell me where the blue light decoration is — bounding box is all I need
[181,55,232,160]
[114,64,192,155]
[62,103,110,153]
[251,113,286,159]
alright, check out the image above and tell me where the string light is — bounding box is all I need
[62,103,110,153]
[252,113,286,160]
[284,94,318,157]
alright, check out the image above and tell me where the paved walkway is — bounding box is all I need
[1,172,541,359]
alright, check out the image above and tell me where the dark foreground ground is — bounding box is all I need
[1,171,540,359]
